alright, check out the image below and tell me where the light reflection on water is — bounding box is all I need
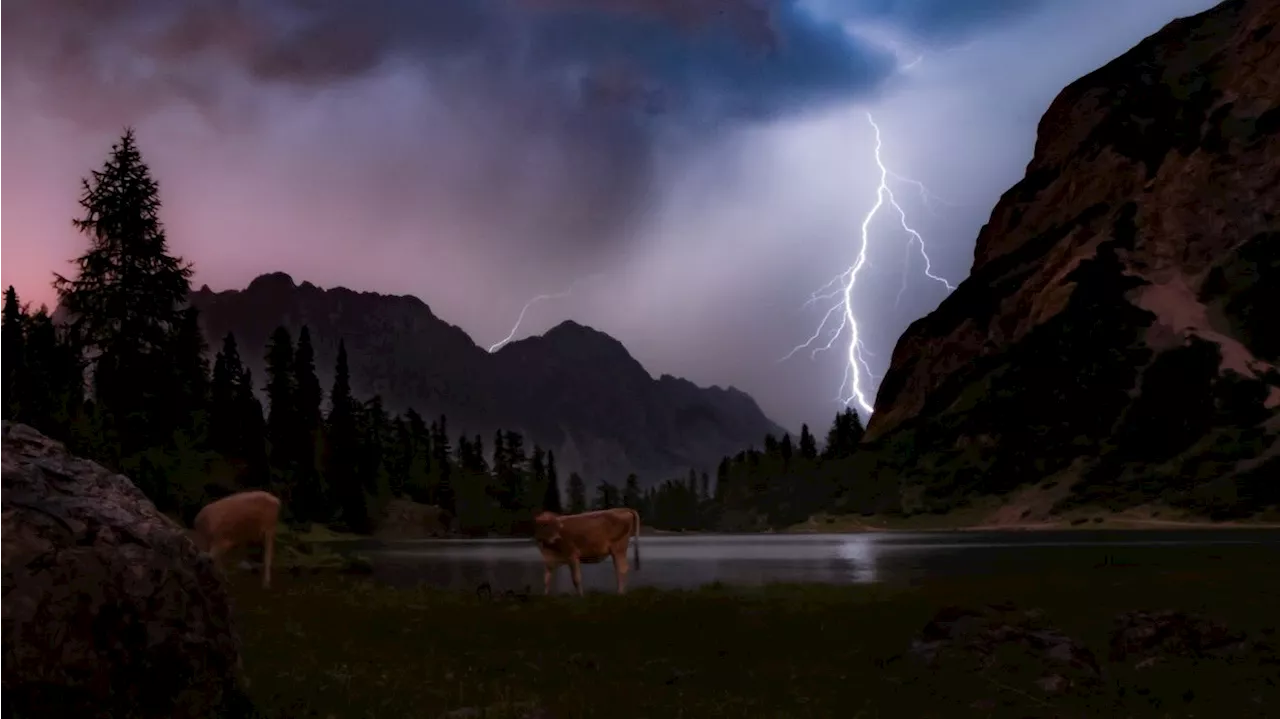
[341,530,1280,594]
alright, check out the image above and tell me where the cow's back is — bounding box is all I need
[195,491,279,546]
[560,509,634,558]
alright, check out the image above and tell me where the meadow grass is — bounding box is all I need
[231,544,1279,718]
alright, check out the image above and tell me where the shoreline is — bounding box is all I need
[959,518,1280,531]
[786,517,1280,534]
[295,514,1280,545]
[337,520,1280,543]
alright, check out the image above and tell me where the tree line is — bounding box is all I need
[1,128,877,536]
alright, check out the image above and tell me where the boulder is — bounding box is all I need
[908,603,1102,696]
[1,422,250,718]
[1109,609,1258,668]
[377,498,452,540]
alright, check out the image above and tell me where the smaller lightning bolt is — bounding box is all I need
[884,169,967,216]
[487,274,602,353]
[782,112,956,416]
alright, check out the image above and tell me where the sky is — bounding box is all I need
[1,0,1220,434]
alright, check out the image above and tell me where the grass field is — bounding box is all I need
[230,541,1279,719]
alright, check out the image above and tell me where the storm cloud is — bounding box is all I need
[1,0,1047,261]
[1,0,1220,431]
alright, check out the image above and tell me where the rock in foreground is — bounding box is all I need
[1,422,249,718]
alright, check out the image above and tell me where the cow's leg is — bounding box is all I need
[569,557,584,597]
[543,564,556,596]
[612,548,630,595]
[261,530,275,589]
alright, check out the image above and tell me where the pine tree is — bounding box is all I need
[508,432,528,464]
[430,415,455,513]
[567,472,587,514]
[209,334,242,456]
[714,456,732,503]
[359,395,391,499]
[53,129,194,453]
[236,367,270,487]
[20,309,83,440]
[494,430,527,513]
[455,435,474,472]
[166,306,209,433]
[763,433,779,457]
[293,327,323,429]
[2,287,27,420]
[403,409,432,502]
[389,415,412,498]
[469,434,489,474]
[594,481,620,510]
[291,326,325,521]
[264,326,296,486]
[623,474,641,509]
[822,408,865,460]
[530,444,547,511]
[325,340,367,531]
[490,428,510,504]
[542,450,563,513]
[798,423,818,461]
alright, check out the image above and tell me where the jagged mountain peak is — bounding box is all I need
[188,275,786,486]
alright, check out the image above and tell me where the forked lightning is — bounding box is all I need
[782,112,956,417]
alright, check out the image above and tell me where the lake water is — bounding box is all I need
[339,530,1280,594]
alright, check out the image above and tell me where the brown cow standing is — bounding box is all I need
[533,507,642,596]
[190,490,281,589]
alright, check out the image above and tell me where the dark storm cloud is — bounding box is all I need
[1,0,901,259]
[1,0,894,127]
[824,0,1051,42]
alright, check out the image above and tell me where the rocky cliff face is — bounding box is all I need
[862,0,1279,517]
[189,275,785,487]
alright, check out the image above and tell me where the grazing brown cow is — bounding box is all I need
[533,508,641,596]
[190,490,281,589]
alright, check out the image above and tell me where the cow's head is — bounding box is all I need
[533,511,562,544]
[187,527,212,553]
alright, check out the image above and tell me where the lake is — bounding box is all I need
[338,530,1280,594]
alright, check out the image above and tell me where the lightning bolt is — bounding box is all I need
[487,274,601,353]
[782,112,956,417]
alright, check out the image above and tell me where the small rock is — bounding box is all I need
[907,603,1101,697]
[438,701,549,719]
[341,554,375,575]
[1110,610,1249,663]
[1036,674,1069,694]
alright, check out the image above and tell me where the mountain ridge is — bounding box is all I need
[189,272,787,488]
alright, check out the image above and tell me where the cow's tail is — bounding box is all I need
[631,508,642,571]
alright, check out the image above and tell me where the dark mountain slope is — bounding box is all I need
[857,0,1280,518]
[189,275,786,487]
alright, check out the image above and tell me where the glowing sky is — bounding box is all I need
[1,0,1220,432]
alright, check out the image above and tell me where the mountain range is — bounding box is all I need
[188,272,786,488]
[858,0,1279,519]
